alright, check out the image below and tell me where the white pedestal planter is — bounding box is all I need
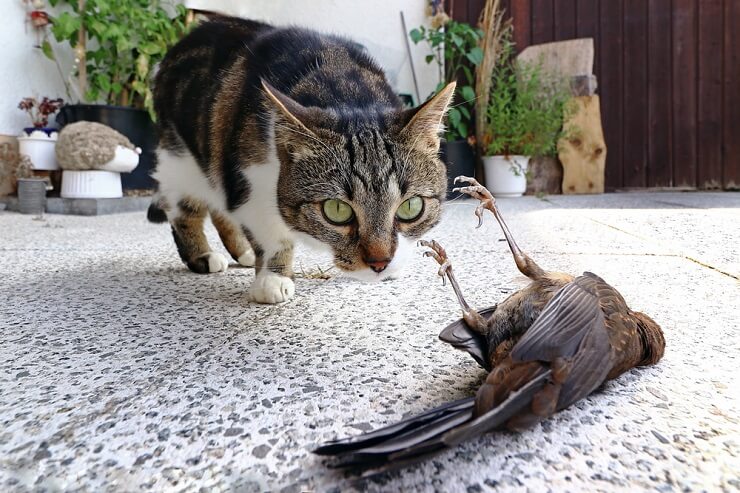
[17,129,59,170]
[482,155,530,197]
[61,170,123,198]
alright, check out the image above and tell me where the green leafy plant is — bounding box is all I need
[410,20,483,141]
[47,0,189,118]
[484,40,572,165]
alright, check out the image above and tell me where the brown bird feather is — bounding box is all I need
[314,177,665,474]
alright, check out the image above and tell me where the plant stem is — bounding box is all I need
[77,0,87,99]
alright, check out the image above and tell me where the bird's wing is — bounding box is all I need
[511,274,607,362]
[511,273,617,409]
[438,305,497,370]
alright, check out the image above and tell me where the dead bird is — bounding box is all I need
[313,176,665,473]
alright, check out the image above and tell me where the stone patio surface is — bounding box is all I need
[1,192,738,492]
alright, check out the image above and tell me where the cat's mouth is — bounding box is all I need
[343,264,403,282]
[339,236,414,282]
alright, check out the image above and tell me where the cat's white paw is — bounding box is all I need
[237,249,256,267]
[197,251,229,273]
[248,273,295,304]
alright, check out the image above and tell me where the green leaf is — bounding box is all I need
[425,54,435,64]
[447,107,461,128]
[460,85,476,103]
[41,40,55,60]
[409,28,423,44]
[51,12,80,41]
[466,47,484,66]
[435,81,446,94]
[461,65,473,85]
[459,106,470,119]
[457,121,468,138]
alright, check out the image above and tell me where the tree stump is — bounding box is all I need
[558,96,606,194]
[526,156,562,195]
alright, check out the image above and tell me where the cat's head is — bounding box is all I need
[263,81,455,281]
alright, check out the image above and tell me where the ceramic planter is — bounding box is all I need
[440,140,476,200]
[57,105,157,189]
[482,155,530,198]
[61,170,123,199]
[17,128,59,171]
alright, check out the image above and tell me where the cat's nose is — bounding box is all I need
[365,257,391,273]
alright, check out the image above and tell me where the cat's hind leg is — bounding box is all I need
[210,209,256,267]
[170,198,229,274]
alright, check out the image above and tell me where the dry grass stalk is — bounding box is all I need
[475,0,511,152]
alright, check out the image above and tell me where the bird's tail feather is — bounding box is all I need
[313,397,475,456]
[313,369,551,473]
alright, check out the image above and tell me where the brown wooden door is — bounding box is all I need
[448,0,740,190]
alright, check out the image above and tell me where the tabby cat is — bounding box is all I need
[148,16,455,304]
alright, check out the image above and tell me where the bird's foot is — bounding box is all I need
[453,176,496,228]
[418,239,452,285]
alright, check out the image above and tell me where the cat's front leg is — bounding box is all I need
[247,238,295,304]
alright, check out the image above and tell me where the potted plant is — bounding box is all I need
[46,0,189,189]
[481,40,571,197]
[17,96,65,171]
[410,9,483,198]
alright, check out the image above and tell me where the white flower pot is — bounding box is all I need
[61,170,123,198]
[482,155,530,198]
[18,130,59,170]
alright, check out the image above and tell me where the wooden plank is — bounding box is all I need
[468,0,487,24]
[559,96,607,194]
[554,0,577,40]
[511,0,532,50]
[723,0,740,189]
[621,0,648,188]
[697,0,724,189]
[575,0,600,77]
[598,0,624,190]
[672,0,698,188]
[531,0,554,44]
[647,0,673,187]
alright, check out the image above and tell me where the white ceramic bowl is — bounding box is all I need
[61,170,122,199]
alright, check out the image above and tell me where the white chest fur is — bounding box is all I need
[230,142,293,254]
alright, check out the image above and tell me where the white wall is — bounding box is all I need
[0,2,73,135]
[185,0,440,104]
[1,1,440,135]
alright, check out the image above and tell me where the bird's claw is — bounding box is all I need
[452,177,497,228]
[419,239,452,285]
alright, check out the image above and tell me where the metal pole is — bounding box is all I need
[400,11,421,105]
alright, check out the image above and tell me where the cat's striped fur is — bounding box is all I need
[149,16,455,303]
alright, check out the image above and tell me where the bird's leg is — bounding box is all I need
[452,176,546,281]
[418,239,488,333]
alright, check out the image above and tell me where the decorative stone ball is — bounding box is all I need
[55,121,141,173]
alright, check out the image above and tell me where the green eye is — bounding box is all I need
[396,196,424,221]
[322,199,354,225]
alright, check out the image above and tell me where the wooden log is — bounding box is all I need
[525,156,562,195]
[558,95,606,194]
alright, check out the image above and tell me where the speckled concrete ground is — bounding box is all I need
[1,192,738,492]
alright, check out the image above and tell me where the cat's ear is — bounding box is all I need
[261,80,320,135]
[398,82,456,153]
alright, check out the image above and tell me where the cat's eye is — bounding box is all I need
[396,196,424,222]
[322,199,354,225]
